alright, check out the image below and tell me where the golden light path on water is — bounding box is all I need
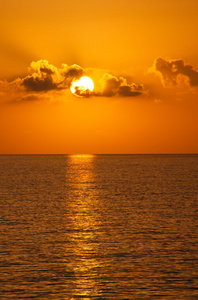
[66,154,103,297]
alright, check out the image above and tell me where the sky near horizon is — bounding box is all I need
[0,0,198,154]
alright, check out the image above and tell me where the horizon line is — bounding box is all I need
[0,153,197,155]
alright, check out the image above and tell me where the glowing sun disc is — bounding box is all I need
[70,76,94,95]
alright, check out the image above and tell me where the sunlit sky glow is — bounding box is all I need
[0,0,198,154]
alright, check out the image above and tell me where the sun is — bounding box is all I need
[70,76,94,97]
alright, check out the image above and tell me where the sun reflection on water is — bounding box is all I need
[69,154,95,159]
[66,154,103,298]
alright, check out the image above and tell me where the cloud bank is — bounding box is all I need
[1,57,197,104]
[18,59,146,99]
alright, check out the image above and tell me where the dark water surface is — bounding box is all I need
[0,154,197,299]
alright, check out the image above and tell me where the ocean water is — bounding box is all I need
[0,154,197,300]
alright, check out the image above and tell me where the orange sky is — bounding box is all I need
[0,0,198,154]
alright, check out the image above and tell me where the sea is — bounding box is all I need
[0,154,197,300]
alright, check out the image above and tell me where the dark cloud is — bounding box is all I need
[73,87,92,97]
[152,57,198,86]
[118,85,142,97]
[21,60,84,92]
[40,67,54,75]
[21,60,60,92]
[23,75,58,92]
[98,73,145,97]
[101,75,121,97]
